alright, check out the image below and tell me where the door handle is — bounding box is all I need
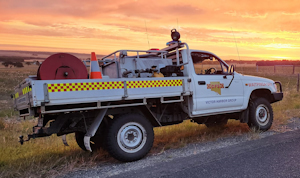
[198,81,206,85]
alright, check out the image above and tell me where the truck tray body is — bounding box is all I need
[13,76,191,116]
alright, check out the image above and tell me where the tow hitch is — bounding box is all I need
[18,126,50,145]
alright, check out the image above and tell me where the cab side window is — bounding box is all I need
[191,52,228,75]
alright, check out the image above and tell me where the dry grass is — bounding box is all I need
[0,66,38,117]
[0,118,250,177]
[0,119,111,177]
[0,65,299,177]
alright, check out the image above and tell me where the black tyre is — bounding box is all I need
[248,98,273,131]
[75,132,103,151]
[106,113,154,162]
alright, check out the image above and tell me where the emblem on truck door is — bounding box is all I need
[207,82,224,95]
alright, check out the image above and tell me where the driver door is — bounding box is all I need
[190,52,244,115]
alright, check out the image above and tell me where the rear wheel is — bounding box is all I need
[248,98,273,131]
[106,113,154,162]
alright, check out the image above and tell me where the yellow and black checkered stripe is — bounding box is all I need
[22,86,32,95]
[13,86,32,99]
[13,92,19,99]
[48,81,124,93]
[47,79,183,93]
[126,79,182,88]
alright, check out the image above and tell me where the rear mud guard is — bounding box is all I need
[239,108,249,123]
[84,107,109,151]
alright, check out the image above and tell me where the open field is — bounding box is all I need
[0,65,299,177]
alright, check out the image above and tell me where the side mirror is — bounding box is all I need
[225,64,235,88]
[229,64,235,74]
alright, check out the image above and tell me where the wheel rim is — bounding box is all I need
[117,122,147,153]
[255,104,270,126]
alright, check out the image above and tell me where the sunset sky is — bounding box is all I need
[0,0,300,60]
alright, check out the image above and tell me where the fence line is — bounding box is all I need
[255,65,300,74]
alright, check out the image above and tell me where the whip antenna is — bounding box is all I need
[145,21,150,49]
[231,27,242,72]
[231,27,240,61]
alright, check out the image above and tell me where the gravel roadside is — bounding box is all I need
[63,118,300,178]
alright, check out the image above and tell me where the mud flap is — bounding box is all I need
[239,108,249,123]
[84,107,109,152]
[62,134,69,146]
[84,136,92,152]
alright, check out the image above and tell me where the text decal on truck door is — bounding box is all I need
[207,82,224,95]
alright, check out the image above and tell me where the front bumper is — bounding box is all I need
[271,92,283,103]
[271,81,283,103]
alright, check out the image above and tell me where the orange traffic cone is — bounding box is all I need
[90,52,102,79]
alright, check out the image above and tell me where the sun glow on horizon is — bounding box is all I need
[261,43,299,49]
[271,56,291,59]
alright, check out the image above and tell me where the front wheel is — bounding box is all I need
[106,113,154,162]
[248,98,273,131]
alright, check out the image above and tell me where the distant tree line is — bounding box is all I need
[2,61,24,68]
[0,56,43,63]
[256,61,300,66]
[224,60,257,64]
[0,56,24,63]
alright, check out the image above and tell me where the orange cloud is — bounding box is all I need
[0,0,300,60]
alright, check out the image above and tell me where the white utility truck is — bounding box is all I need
[12,29,283,162]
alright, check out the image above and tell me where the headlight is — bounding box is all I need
[273,83,277,92]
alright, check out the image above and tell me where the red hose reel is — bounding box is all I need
[37,53,88,80]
